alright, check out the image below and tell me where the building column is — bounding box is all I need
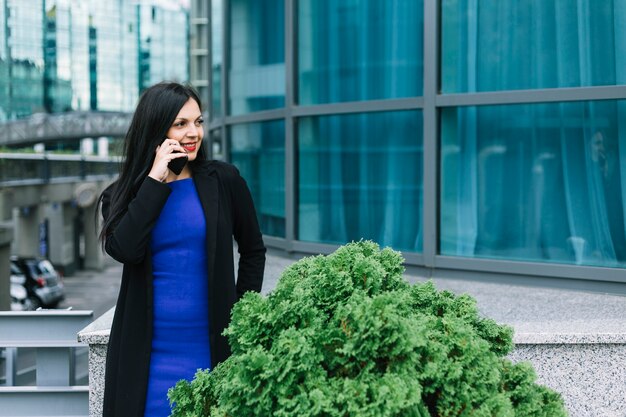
[0,226,12,310]
[14,205,45,258]
[0,190,13,310]
[97,137,109,157]
[83,203,103,270]
[46,202,77,276]
[81,138,95,155]
[0,189,14,222]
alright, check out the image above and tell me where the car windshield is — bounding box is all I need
[38,260,56,275]
[25,261,43,276]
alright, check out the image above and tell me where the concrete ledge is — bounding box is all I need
[510,344,626,417]
[512,319,626,344]
[77,308,114,346]
[509,320,626,417]
[78,308,114,417]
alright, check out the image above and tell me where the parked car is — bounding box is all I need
[10,257,65,309]
[10,261,31,311]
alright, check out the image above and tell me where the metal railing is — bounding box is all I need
[0,310,93,417]
[0,153,120,187]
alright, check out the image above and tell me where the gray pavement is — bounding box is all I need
[60,247,626,333]
[58,257,123,318]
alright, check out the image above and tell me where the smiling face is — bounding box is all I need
[166,98,204,161]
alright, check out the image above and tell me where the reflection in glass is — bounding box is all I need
[44,1,73,113]
[88,1,138,110]
[298,0,423,105]
[229,0,285,115]
[210,128,224,161]
[230,120,285,237]
[211,0,223,118]
[299,111,423,251]
[68,1,90,110]
[137,5,189,92]
[2,0,45,119]
[441,0,626,92]
[440,101,626,268]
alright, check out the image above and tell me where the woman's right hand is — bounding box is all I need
[148,138,187,182]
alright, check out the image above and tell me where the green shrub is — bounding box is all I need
[168,241,567,417]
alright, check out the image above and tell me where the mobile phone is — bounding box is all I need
[168,154,188,175]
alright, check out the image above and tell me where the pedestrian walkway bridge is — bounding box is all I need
[1,112,131,147]
[0,152,119,187]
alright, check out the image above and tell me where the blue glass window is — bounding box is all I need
[440,101,626,268]
[230,120,285,237]
[299,111,423,251]
[441,0,626,93]
[229,0,285,115]
[211,0,223,118]
[298,0,423,105]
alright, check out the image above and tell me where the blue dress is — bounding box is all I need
[144,178,212,417]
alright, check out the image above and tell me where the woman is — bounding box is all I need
[98,82,266,417]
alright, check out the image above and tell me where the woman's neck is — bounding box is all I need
[165,165,192,183]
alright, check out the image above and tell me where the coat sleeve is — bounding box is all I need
[101,177,171,264]
[229,166,266,298]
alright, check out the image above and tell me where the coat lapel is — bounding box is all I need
[193,171,219,283]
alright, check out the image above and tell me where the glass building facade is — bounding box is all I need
[87,0,139,111]
[209,0,626,286]
[0,0,190,120]
[138,3,189,93]
[43,2,73,113]
[1,0,46,119]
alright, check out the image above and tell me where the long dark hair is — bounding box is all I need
[98,82,206,245]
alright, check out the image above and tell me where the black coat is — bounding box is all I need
[101,160,266,417]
